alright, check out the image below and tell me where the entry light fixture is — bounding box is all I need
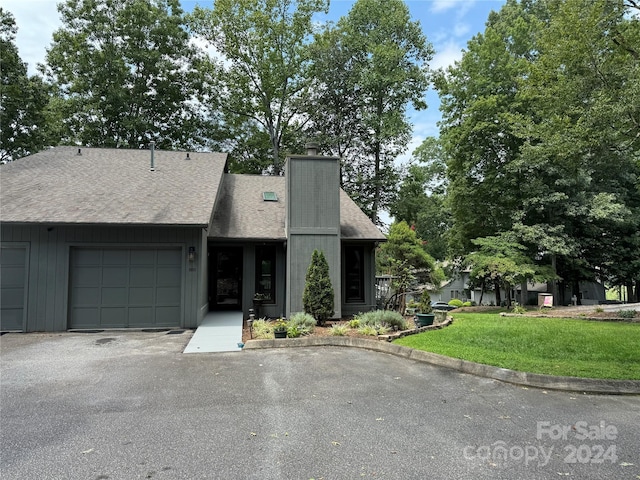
[188,246,196,263]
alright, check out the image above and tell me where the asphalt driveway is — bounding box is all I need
[1,331,638,479]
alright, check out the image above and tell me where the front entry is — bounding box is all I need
[209,247,243,311]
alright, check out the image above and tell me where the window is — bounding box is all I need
[255,245,276,303]
[344,246,365,303]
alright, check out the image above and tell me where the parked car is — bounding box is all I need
[431,301,458,311]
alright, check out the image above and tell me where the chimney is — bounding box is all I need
[149,141,155,171]
[305,142,319,156]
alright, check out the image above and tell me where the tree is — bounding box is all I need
[43,0,208,149]
[377,221,444,314]
[465,233,556,307]
[389,137,450,260]
[302,249,334,326]
[0,8,50,161]
[189,0,328,174]
[511,0,640,303]
[307,0,433,222]
[435,0,545,255]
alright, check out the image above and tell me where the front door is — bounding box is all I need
[209,247,243,310]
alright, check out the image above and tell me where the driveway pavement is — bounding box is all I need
[1,331,639,479]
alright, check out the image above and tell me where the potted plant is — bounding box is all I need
[273,319,287,339]
[253,293,270,318]
[415,291,435,327]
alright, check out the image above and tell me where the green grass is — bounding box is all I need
[393,313,640,379]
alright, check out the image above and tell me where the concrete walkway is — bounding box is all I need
[183,311,244,353]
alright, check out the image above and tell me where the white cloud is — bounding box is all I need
[430,39,464,70]
[429,0,476,16]
[3,0,62,75]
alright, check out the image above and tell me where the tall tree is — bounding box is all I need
[307,0,433,222]
[189,0,328,174]
[435,0,545,255]
[0,8,50,161]
[43,0,208,149]
[389,137,450,260]
[512,0,640,302]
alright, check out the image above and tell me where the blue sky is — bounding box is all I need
[5,0,506,160]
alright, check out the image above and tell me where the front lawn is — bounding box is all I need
[393,313,640,379]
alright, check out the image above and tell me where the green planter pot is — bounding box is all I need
[415,313,435,327]
[274,330,287,339]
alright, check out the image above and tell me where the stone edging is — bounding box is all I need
[243,327,640,395]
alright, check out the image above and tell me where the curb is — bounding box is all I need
[243,335,640,395]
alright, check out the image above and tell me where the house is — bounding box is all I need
[434,268,606,306]
[0,145,385,332]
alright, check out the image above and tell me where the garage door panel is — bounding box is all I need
[69,247,182,329]
[1,246,28,331]
[129,287,154,304]
[132,250,156,265]
[158,249,181,265]
[102,267,129,286]
[102,287,128,305]
[130,266,155,286]
[72,248,101,265]
[1,266,25,286]
[100,308,127,328]
[74,266,101,285]
[155,306,180,325]
[72,287,100,305]
[103,249,129,265]
[70,307,100,328]
[157,267,181,286]
[157,286,181,304]
[129,307,154,325]
[2,287,25,307]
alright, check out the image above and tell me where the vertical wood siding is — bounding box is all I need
[1,224,204,332]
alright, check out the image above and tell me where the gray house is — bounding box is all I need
[0,146,384,332]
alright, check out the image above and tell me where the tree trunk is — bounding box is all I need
[551,254,558,306]
[494,279,502,306]
[478,279,485,305]
[520,281,528,306]
[505,282,512,309]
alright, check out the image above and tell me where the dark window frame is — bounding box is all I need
[255,245,276,304]
[344,245,365,303]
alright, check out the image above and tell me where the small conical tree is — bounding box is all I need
[303,249,334,326]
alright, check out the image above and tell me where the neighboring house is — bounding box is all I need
[434,269,606,306]
[0,146,384,332]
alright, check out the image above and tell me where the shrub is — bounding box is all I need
[375,324,390,335]
[418,291,432,313]
[288,312,316,335]
[329,324,349,336]
[348,318,361,329]
[595,307,604,313]
[354,310,408,330]
[357,324,378,336]
[251,319,273,339]
[286,325,301,338]
[618,310,637,319]
[462,301,472,307]
[302,250,334,326]
[448,299,464,307]
[511,302,527,314]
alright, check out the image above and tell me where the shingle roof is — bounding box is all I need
[0,146,227,226]
[209,174,386,241]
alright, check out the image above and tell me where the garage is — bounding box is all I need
[69,247,183,329]
[0,245,28,332]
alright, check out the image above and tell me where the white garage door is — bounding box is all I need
[0,246,28,331]
[69,247,182,329]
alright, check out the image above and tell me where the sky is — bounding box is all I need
[4,0,506,162]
